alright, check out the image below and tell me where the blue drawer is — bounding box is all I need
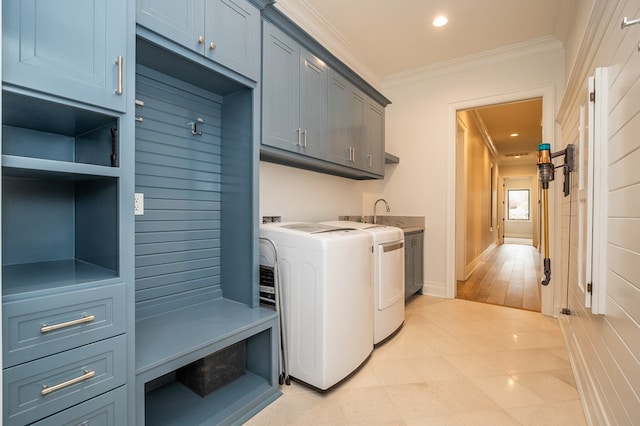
[3,335,127,426]
[31,385,128,426]
[3,282,126,367]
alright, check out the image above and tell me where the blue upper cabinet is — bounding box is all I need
[262,21,327,159]
[137,0,260,80]
[261,6,391,180]
[2,0,128,112]
[327,69,384,175]
[366,98,385,176]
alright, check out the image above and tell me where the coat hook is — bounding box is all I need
[621,16,640,29]
[190,118,204,136]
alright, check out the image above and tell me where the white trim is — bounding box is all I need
[273,0,382,90]
[464,242,498,280]
[422,280,447,298]
[384,37,563,89]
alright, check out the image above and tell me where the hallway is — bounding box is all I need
[246,296,585,425]
[457,243,541,312]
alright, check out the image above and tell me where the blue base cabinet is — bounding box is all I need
[404,231,424,300]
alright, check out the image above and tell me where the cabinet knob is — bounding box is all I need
[210,41,217,50]
[198,35,205,44]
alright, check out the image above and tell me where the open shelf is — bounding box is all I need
[145,371,277,425]
[2,91,120,168]
[2,259,119,297]
[135,298,277,376]
[2,175,119,297]
[2,155,120,179]
[136,298,280,425]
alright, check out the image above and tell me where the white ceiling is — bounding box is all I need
[471,98,543,166]
[300,0,576,77]
[282,0,576,166]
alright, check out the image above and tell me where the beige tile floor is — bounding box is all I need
[245,295,587,425]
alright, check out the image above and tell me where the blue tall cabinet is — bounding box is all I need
[2,0,135,424]
[2,0,279,424]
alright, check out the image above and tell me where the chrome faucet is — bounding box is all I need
[373,198,390,224]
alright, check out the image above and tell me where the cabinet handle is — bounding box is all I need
[115,56,123,95]
[210,41,217,50]
[368,154,373,167]
[41,370,96,396]
[198,35,205,44]
[302,129,307,147]
[296,128,302,147]
[41,314,95,333]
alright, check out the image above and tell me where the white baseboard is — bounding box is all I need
[464,242,497,280]
[421,281,447,298]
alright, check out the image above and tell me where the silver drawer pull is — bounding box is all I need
[41,314,95,333]
[41,370,95,396]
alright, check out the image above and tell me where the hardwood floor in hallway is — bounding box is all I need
[457,243,542,312]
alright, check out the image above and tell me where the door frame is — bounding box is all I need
[447,85,559,317]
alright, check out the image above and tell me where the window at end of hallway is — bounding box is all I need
[507,189,530,220]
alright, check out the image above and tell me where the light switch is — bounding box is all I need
[134,193,144,215]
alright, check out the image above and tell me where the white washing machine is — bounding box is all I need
[259,222,373,390]
[322,221,405,344]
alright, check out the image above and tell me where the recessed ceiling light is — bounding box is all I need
[432,16,448,27]
[510,133,519,137]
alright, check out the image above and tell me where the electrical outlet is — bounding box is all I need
[134,193,144,215]
[262,215,282,224]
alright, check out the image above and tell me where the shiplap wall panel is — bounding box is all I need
[608,112,640,162]
[558,0,640,423]
[134,69,225,313]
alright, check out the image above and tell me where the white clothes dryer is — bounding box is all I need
[322,221,405,344]
[259,222,373,390]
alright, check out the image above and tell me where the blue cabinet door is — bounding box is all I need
[327,69,349,165]
[298,48,327,159]
[137,0,205,53]
[366,99,386,175]
[262,22,300,151]
[206,0,259,80]
[3,0,127,112]
[137,0,258,80]
[262,22,327,158]
[349,85,368,170]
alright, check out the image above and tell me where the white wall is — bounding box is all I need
[259,162,368,222]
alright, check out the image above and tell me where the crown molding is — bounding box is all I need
[274,0,383,89]
[382,36,563,89]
